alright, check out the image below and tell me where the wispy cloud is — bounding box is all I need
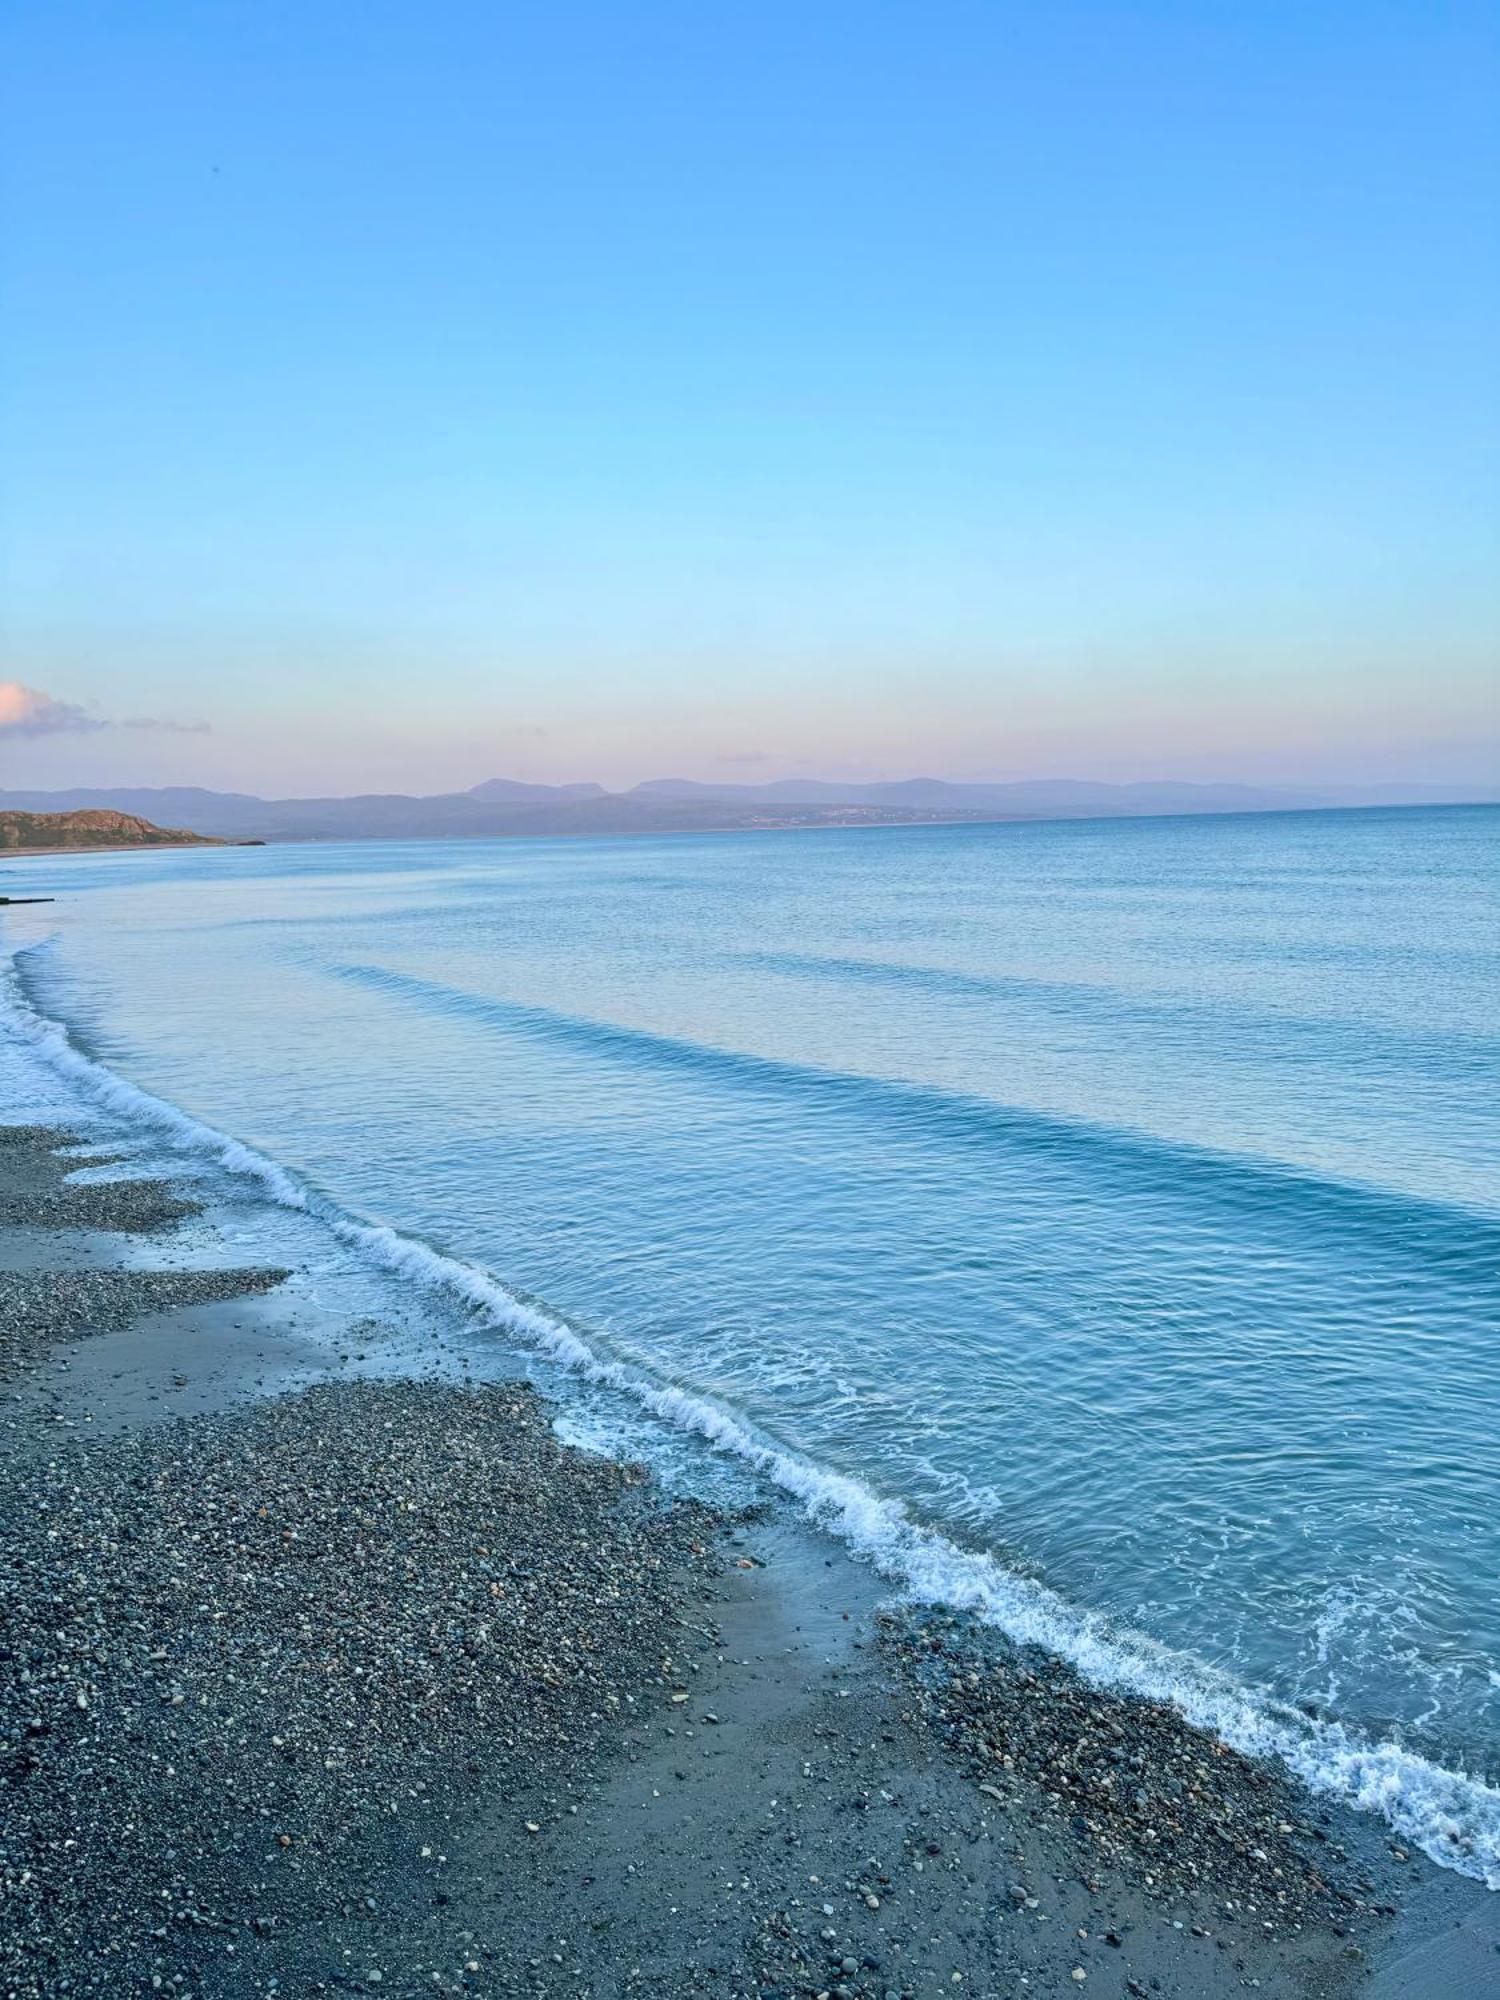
[0,682,211,738]
[0,681,105,736]
[123,715,213,734]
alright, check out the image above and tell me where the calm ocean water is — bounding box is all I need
[3,805,1498,1879]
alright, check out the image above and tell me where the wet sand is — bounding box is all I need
[1,1125,1495,1998]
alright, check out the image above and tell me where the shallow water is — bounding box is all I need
[3,805,1498,1878]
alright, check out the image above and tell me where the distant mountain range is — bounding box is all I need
[0,776,1491,844]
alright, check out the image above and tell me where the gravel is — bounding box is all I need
[888,1606,1388,1929]
[0,1124,200,1233]
[1,1122,1451,1999]
[0,1267,288,1382]
[0,1376,720,1998]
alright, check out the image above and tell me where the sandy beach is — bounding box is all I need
[2,1124,1495,2000]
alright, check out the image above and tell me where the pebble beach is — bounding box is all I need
[2,1124,1495,1999]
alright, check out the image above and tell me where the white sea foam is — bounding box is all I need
[3,934,1498,1887]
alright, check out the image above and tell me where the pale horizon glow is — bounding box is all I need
[3,4,1497,799]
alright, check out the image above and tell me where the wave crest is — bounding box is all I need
[3,934,1498,1886]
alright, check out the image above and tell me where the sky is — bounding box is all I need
[2,0,1497,798]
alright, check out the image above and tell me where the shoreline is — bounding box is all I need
[2,1124,1495,1997]
[1,841,237,859]
[3,801,1492,865]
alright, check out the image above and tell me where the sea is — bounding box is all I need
[2,804,1497,1883]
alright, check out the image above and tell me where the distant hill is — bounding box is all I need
[0,787,934,842]
[0,808,228,853]
[467,777,608,803]
[0,786,1006,843]
[0,777,1488,845]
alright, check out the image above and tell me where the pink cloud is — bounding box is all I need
[0,681,104,736]
[0,683,211,737]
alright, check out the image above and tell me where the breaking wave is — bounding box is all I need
[3,932,1498,1886]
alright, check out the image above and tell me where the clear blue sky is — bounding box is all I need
[2,1,1496,794]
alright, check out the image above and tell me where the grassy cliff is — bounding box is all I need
[0,808,227,852]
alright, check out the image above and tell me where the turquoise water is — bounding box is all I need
[3,806,1498,1878]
